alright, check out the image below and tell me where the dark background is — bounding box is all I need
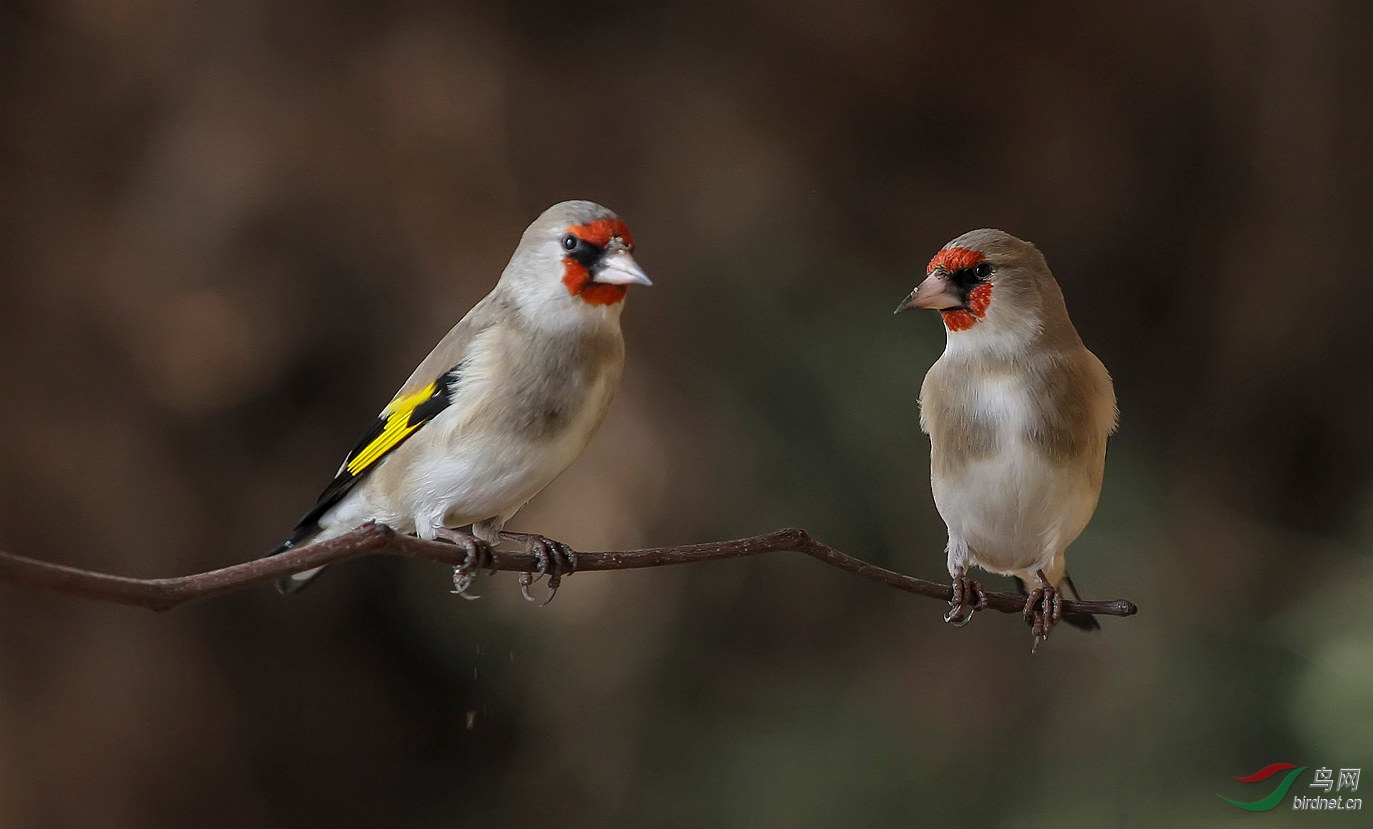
[2,1,1371,826]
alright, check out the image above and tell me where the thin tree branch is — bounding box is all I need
[0,521,1138,620]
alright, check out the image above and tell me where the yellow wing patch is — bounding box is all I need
[344,380,439,476]
[280,362,464,545]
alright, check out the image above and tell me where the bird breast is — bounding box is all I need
[922,350,1111,478]
[920,349,1112,569]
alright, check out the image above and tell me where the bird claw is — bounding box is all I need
[504,532,577,606]
[1023,569,1062,652]
[452,571,482,599]
[435,528,493,600]
[945,566,987,627]
[517,561,546,604]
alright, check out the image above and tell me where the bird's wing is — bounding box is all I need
[284,295,502,541]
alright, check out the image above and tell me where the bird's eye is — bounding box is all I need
[973,262,992,279]
[561,234,579,251]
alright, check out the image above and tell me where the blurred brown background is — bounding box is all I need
[3,1,1372,826]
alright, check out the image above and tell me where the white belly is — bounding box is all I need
[416,414,602,529]
[935,447,1097,574]
[933,375,1098,576]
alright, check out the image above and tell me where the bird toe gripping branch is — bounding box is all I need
[1023,569,1064,652]
[435,528,494,599]
[501,532,578,606]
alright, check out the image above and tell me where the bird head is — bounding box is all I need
[503,201,651,320]
[895,229,1075,351]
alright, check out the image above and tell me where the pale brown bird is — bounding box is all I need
[896,229,1116,646]
[268,200,650,600]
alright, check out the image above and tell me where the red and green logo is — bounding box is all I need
[1219,763,1308,811]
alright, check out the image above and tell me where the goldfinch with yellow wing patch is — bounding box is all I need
[269,200,650,597]
[895,230,1116,648]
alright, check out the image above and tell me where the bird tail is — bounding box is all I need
[1015,572,1101,632]
[264,522,327,594]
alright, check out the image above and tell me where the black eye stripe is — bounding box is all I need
[561,234,602,266]
[948,263,989,292]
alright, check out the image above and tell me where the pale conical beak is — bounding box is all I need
[894,272,961,314]
[593,249,652,287]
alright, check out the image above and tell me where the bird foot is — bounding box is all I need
[501,532,578,606]
[945,566,988,627]
[435,528,494,600]
[1023,569,1062,652]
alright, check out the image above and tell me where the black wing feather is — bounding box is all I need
[270,362,466,551]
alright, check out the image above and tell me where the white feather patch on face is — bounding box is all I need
[941,312,1041,358]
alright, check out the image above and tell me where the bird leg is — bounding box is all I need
[501,532,578,606]
[434,528,494,600]
[944,565,988,627]
[1023,568,1063,652]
